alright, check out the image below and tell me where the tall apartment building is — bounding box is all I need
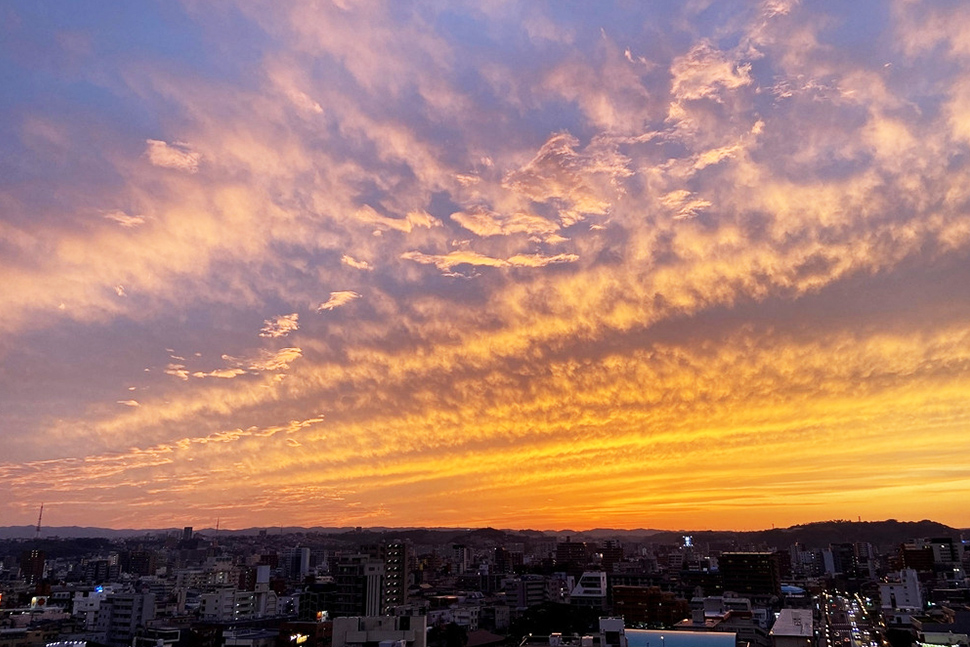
[505,574,548,610]
[199,586,279,621]
[334,555,385,617]
[383,542,410,611]
[719,552,781,597]
[20,550,45,587]
[452,545,471,575]
[283,547,312,581]
[556,539,590,576]
[95,592,156,647]
[361,542,412,612]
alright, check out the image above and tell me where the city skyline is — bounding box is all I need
[3,1,970,531]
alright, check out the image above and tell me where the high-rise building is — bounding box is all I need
[383,542,410,611]
[360,542,411,613]
[452,544,471,575]
[121,550,157,577]
[556,538,590,576]
[95,592,156,647]
[600,540,624,572]
[20,549,45,587]
[334,555,385,617]
[283,547,312,581]
[494,546,523,574]
[718,552,781,597]
[505,574,548,610]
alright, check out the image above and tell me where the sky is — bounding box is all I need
[2,0,970,532]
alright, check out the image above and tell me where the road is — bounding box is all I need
[820,592,880,647]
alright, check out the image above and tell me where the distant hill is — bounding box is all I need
[643,519,964,551]
[0,520,963,550]
[0,525,175,539]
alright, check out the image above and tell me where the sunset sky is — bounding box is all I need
[2,0,970,532]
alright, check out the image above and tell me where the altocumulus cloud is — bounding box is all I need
[259,314,299,338]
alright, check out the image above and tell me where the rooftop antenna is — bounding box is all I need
[35,503,44,539]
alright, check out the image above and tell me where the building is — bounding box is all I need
[362,542,411,613]
[334,556,385,617]
[880,569,923,611]
[278,621,334,647]
[283,548,312,582]
[718,553,781,598]
[612,586,690,626]
[769,609,813,647]
[556,540,590,576]
[95,592,156,647]
[19,551,45,587]
[453,545,471,575]
[121,550,157,577]
[570,572,608,611]
[600,541,625,573]
[72,587,115,629]
[675,596,770,647]
[505,575,549,611]
[332,616,427,647]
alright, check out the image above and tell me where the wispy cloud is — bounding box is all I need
[451,207,560,238]
[401,250,579,273]
[341,255,373,271]
[259,314,299,338]
[316,291,361,312]
[103,211,146,228]
[225,347,303,372]
[144,139,202,173]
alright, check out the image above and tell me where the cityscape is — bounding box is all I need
[3,3,970,647]
[1,520,968,647]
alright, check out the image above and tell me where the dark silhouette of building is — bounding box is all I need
[334,555,385,617]
[121,550,157,577]
[612,585,690,626]
[719,552,781,597]
[20,549,45,587]
[556,538,590,576]
[600,540,624,573]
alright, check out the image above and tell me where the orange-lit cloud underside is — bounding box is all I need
[2,1,970,530]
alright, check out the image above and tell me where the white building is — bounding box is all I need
[880,569,923,611]
[770,609,813,647]
[94,592,155,647]
[570,572,608,610]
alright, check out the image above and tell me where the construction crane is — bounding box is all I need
[35,503,44,539]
